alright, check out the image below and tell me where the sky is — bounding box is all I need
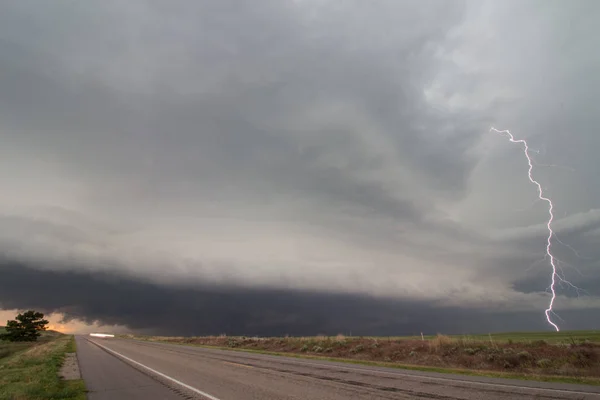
[1,0,599,335]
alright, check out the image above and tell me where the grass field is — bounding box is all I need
[0,329,61,360]
[386,330,600,344]
[0,333,86,400]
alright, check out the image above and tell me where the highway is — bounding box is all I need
[76,336,600,400]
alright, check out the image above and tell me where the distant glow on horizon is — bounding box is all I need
[47,324,68,333]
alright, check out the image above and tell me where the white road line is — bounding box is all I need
[160,344,599,398]
[124,339,600,398]
[89,339,221,400]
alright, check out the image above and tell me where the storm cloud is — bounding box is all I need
[1,0,599,334]
[3,261,600,336]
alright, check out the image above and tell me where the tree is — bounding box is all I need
[0,310,49,342]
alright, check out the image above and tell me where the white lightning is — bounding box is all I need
[491,127,562,331]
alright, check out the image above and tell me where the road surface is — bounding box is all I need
[76,336,600,400]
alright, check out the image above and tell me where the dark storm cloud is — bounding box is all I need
[0,0,599,333]
[2,261,598,335]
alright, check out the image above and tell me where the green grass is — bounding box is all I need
[0,341,33,360]
[1,330,55,360]
[370,330,600,344]
[0,335,86,400]
[463,330,600,344]
[65,336,77,353]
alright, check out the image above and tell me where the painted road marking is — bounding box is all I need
[89,339,221,400]
[122,339,600,398]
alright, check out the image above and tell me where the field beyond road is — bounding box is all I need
[0,330,86,400]
[123,330,600,385]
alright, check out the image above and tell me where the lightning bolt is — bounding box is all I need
[490,127,561,331]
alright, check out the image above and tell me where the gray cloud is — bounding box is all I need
[2,261,599,335]
[0,0,599,333]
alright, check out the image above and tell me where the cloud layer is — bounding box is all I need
[3,261,600,336]
[1,0,599,333]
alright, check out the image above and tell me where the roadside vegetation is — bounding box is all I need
[125,331,600,385]
[0,312,86,400]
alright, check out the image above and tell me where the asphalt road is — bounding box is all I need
[76,336,600,400]
[76,336,182,399]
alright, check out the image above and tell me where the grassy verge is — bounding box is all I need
[0,335,86,400]
[125,333,600,386]
[65,336,77,353]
